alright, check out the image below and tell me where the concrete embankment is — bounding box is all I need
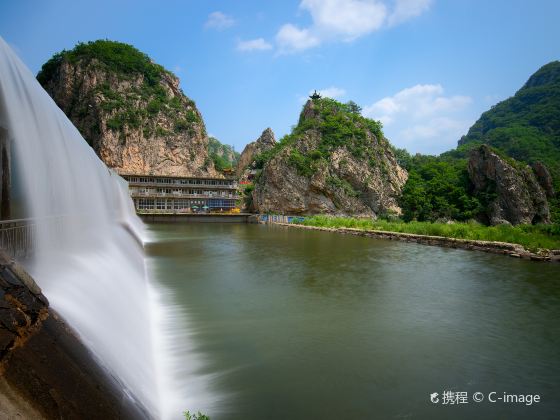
[276,223,560,262]
[139,213,254,223]
[0,250,151,419]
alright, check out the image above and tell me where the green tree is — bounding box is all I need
[345,100,362,114]
[399,156,481,222]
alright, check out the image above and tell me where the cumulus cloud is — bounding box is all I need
[388,0,433,26]
[364,84,471,121]
[301,0,387,40]
[205,11,235,30]
[363,84,473,154]
[236,38,273,52]
[274,0,432,53]
[276,24,321,53]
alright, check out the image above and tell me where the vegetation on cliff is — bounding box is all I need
[458,61,560,187]
[253,98,385,175]
[251,97,407,216]
[38,40,168,86]
[208,137,239,171]
[456,61,560,221]
[37,40,204,137]
[37,40,215,177]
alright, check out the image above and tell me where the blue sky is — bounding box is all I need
[1,0,559,155]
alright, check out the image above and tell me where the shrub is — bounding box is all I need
[297,215,560,251]
[183,410,210,420]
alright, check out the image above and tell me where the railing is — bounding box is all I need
[258,214,306,224]
[127,181,237,189]
[0,218,37,259]
[131,192,238,199]
[137,208,237,215]
[0,216,69,260]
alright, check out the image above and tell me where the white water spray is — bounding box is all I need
[0,37,205,418]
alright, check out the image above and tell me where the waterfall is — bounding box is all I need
[0,37,192,419]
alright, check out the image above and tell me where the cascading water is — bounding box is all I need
[0,37,214,419]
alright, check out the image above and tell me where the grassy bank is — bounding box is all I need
[294,215,560,251]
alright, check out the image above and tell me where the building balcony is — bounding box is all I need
[126,180,237,189]
[130,192,237,199]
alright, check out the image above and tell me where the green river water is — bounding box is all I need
[146,223,560,420]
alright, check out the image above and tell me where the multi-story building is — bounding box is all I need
[123,175,238,213]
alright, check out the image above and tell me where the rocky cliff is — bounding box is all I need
[236,128,277,179]
[252,98,407,216]
[208,137,239,171]
[37,40,219,177]
[468,145,550,225]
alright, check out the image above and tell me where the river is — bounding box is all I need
[146,223,560,420]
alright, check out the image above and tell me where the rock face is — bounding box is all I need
[0,250,149,419]
[468,145,550,225]
[37,40,219,177]
[208,137,239,171]
[236,128,277,179]
[532,161,555,198]
[253,99,407,216]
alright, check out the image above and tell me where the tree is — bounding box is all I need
[345,100,362,114]
[399,156,481,222]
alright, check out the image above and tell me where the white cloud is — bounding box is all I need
[388,0,433,26]
[301,0,387,40]
[276,24,321,53]
[274,0,432,53]
[363,84,471,122]
[205,11,235,30]
[401,117,469,140]
[236,38,273,52]
[363,84,473,154]
[313,86,347,98]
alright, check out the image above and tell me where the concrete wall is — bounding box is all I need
[139,213,252,223]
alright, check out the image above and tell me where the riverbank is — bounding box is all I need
[278,222,560,262]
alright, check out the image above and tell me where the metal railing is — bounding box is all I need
[131,192,238,199]
[137,208,237,215]
[127,181,237,189]
[257,214,306,224]
[0,218,37,259]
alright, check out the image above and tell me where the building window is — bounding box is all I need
[138,198,154,210]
